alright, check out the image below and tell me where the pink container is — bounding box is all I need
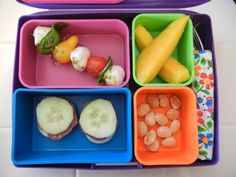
[19,19,130,88]
[21,0,124,4]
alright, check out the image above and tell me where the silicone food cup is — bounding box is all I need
[133,87,199,165]
[132,13,194,87]
[19,19,130,88]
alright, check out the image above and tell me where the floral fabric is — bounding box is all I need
[192,50,214,160]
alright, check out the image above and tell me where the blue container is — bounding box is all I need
[12,88,132,165]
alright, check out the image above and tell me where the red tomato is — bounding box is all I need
[86,56,108,77]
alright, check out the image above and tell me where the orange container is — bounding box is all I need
[133,87,199,165]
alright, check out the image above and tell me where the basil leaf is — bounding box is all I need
[36,23,67,55]
[37,27,61,54]
[53,23,68,31]
[98,56,113,85]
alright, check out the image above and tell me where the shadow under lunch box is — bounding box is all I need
[13,0,219,170]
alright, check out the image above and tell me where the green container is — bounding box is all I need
[132,13,194,87]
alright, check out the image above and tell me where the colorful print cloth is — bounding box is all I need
[192,50,214,160]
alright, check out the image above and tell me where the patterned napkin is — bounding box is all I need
[192,50,214,160]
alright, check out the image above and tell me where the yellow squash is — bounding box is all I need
[135,25,153,50]
[136,15,189,83]
[135,24,190,84]
[53,35,79,64]
[159,57,190,83]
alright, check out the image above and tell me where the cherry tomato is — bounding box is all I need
[86,56,107,77]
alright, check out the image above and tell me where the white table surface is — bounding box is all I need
[0,0,236,176]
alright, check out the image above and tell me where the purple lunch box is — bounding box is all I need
[12,0,219,170]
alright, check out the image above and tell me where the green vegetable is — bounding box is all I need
[98,56,113,85]
[37,23,67,55]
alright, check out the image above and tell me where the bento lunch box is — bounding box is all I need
[12,0,219,170]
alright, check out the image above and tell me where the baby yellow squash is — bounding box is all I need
[135,24,190,84]
[136,15,189,84]
[135,25,153,50]
[159,57,190,83]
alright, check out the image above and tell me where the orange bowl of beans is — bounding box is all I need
[133,87,199,165]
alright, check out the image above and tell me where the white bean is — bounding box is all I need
[156,126,172,138]
[155,112,168,126]
[170,96,181,110]
[144,130,156,145]
[169,120,181,134]
[145,112,156,126]
[158,95,169,108]
[146,95,159,109]
[147,139,160,152]
[137,103,151,117]
[138,121,148,138]
[166,109,180,120]
[161,136,176,147]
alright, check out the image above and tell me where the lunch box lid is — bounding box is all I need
[16,0,211,9]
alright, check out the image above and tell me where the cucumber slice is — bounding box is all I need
[98,56,113,85]
[79,99,117,140]
[36,97,74,135]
